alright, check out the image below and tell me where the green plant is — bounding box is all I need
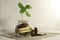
[18,2,32,17]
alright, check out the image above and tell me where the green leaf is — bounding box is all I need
[20,8,26,14]
[18,2,24,9]
[25,11,31,17]
[25,5,32,9]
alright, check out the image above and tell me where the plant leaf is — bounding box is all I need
[20,8,26,14]
[25,5,32,9]
[18,2,24,9]
[25,11,31,17]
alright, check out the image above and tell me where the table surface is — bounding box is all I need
[0,30,60,40]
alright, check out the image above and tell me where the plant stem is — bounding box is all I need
[21,14,23,23]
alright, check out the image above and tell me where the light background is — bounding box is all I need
[0,0,60,33]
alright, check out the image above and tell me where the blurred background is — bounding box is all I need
[0,0,60,33]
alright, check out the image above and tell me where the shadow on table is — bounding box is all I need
[0,32,59,40]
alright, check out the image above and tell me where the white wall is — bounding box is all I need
[0,0,60,33]
[0,0,19,32]
[31,0,60,33]
[33,0,60,33]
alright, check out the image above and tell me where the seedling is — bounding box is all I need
[18,2,32,21]
[15,2,32,36]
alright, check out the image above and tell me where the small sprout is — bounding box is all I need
[18,2,32,17]
[20,8,26,14]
